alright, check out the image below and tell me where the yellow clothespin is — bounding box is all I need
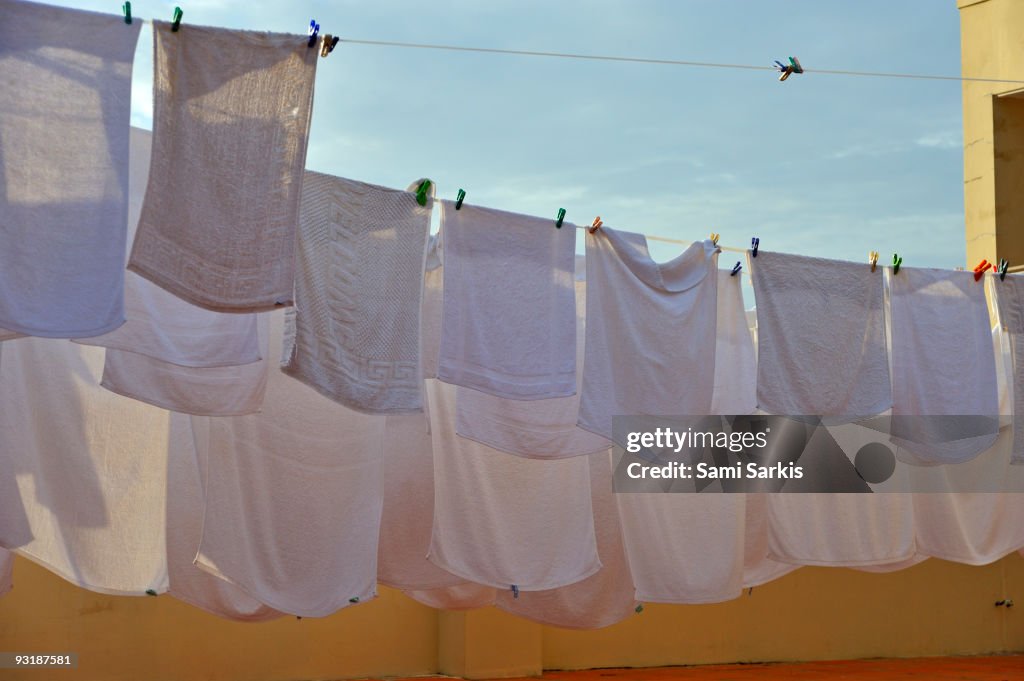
[869,251,879,272]
[588,216,603,234]
[709,232,720,246]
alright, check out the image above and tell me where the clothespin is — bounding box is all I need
[997,258,1009,281]
[588,216,603,234]
[635,604,644,614]
[320,35,339,58]
[348,597,360,603]
[709,232,720,246]
[892,253,902,275]
[973,259,992,282]
[122,1,131,24]
[170,6,183,32]
[751,237,759,257]
[774,56,803,82]
[730,261,742,277]
[555,208,566,229]
[415,180,432,207]
[869,250,879,272]
[145,589,157,596]
[511,584,520,599]
[307,19,320,48]
[455,189,466,210]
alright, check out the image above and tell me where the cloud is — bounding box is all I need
[915,130,962,150]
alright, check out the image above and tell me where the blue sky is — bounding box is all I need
[58,0,968,270]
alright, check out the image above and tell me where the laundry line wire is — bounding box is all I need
[336,38,1024,85]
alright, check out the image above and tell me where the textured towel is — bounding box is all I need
[128,21,317,312]
[194,311,387,617]
[0,337,168,595]
[752,251,891,421]
[994,274,1024,463]
[421,235,444,380]
[455,256,610,458]
[402,584,497,611]
[166,413,282,621]
[712,269,758,415]
[282,174,433,413]
[496,449,637,628]
[890,268,998,464]
[437,201,577,399]
[578,229,719,442]
[0,548,11,597]
[426,379,601,591]
[78,128,261,368]
[0,0,140,337]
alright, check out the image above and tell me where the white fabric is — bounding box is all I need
[712,270,758,415]
[194,311,386,617]
[282,173,432,414]
[455,258,609,458]
[993,274,1024,464]
[166,413,282,621]
[0,337,169,595]
[402,583,497,611]
[100,313,270,417]
[0,0,140,337]
[378,413,465,591]
[579,229,720,442]
[426,379,600,591]
[496,449,637,628]
[751,251,891,421]
[437,201,576,399]
[128,21,317,312]
[77,128,261,368]
[421,235,444,380]
[742,494,799,586]
[0,548,12,597]
[889,268,998,464]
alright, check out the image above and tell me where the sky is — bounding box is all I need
[53,0,970,274]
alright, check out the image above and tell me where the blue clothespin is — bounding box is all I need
[511,584,520,599]
[455,188,466,210]
[170,6,183,32]
[415,180,432,207]
[730,261,742,277]
[774,56,802,82]
[555,207,566,229]
[892,253,903,275]
[307,19,320,48]
[122,2,131,24]
[751,237,759,257]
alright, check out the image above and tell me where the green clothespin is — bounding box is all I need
[171,6,183,32]
[892,253,902,275]
[555,208,566,229]
[145,589,157,596]
[348,597,360,604]
[415,180,432,207]
[635,603,644,614]
[122,2,131,24]
[455,188,466,210]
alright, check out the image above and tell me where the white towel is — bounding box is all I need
[712,269,758,415]
[421,235,444,380]
[166,413,282,621]
[282,173,433,414]
[402,584,497,611]
[194,311,387,617]
[495,449,637,628]
[426,380,601,591]
[454,257,610,458]
[77,128,261,368]
[99,312,270,417]
[742,494,799,587]
[994,274,1024,463]
[437,201,577,399]
[0,337,169,595]
[128,21,317,312]
[890,268,998,464]
[378,413,466,591]
[0,0,140,337]
[0,549,12,597]
[751,251,891,421]
[578,229,719,442]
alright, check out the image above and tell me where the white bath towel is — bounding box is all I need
[0,0,140,337]
[0,337,169,595]
[994,274,1024,463]
[437,201,577,399]
[712,269,758,415]
[402,584,497,611]
[455,257,610,458]
[578,229,719,442]
[282,174,433,414]
[194,311,387,617]
[0,549,12,597]
[751,251,891,421]
[496,449,637,628]
[890,268,998,464]
[378,413,467,591]
[426,380,601,591]
[421,235,444,380]
[77,128,261,368]
[166,413,282,621]
[100,312,270,417]
[742,494,800,587]
[128,21,317,312]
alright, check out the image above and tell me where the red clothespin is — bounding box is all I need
[588,216,603,234]
[973,259,992,282]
